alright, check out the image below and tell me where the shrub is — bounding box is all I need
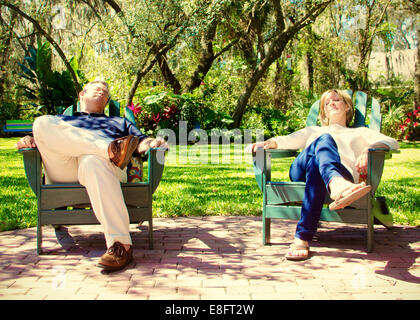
[398,106,420,141]
[131,88,233,137]
[375,87,414,139]
[241,92,312,140]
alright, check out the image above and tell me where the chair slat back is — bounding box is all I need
[305,90,382,131]
[62,100,136,126]
[64,100,120,116]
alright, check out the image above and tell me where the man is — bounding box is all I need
[16,80,168,271]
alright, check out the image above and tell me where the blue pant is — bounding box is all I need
[289,134,354,241]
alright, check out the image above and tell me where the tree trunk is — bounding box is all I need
[357,20,371,91]
[232,39,287,127]
[185,21,217,92]
[273,58,293,111]
[126,58,157,106]
[414,27,420,109]
[157,51,181,94]
[273,60,282,109]
[126,43,175,106]
[357,55,370,92]
[231,0,333,127]
[385,52,391,81]
[307,51,314,93]
[0,10,17,98]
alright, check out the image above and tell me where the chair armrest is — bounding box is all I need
[17,147,38,153]
[251,148,298,192]
[17,148,42,196]
[146,147,167,194]
[368,148,399,160]
[266,149,299,158]
[366,148,398,193]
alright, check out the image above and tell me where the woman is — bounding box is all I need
[247,89,399,261]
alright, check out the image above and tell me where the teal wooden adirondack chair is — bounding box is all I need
[252,91,398,252]
[19,100,165,254]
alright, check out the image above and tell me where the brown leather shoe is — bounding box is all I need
[97,242,133,271]
[108,135,140,169]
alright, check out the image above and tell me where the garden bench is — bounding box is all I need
[252,90,399,252]
[19,100,165,254]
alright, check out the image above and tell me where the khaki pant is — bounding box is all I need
[33,115,132,248]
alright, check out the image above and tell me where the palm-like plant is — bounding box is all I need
[18,42,80,115]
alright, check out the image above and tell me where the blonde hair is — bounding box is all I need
[319,89,354,126]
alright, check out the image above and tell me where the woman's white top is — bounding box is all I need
[270,124,399,182]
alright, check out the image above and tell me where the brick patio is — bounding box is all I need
[0,216,419,300]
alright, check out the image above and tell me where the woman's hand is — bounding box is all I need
[355,143,390,181]
[355,149,368,179]
[15,135,36,149]
[245,139,278,153]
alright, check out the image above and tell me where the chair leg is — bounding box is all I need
[367,225,374,253]
[263,217,271,245]
[37,223,43,255]
[148,219,153,250]
[367,199,374,253]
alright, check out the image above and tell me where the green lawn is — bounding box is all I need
[1,137,419,232]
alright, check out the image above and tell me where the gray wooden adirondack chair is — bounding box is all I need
[252,91,398,252]
[19,100,165,254]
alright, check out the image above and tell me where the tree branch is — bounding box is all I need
[103,0,137,38]
[214,38,240,60]
[367,0,393,50]
[285,0,333,37]
[270,0,285,31]
[103,0,122,13]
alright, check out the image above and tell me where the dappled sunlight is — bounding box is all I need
[0,216,418,299]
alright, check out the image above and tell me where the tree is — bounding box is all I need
[231,0,333,127]
[184,18,238,93]
[415,26,419,109]
[352,0,393,91]
[1,0,416,129]
[0,7,17,99]
[125,0,241,97]
[113,0,211,105]
[404,0,419,109]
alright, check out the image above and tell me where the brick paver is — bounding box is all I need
[0,216,419,300]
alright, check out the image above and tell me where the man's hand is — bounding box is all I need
[15,135,37,149]
[245,139,278,153]
[136,137,169,154]
[149,137,169,149]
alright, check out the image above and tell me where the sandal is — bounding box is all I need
[285,243,310,261]
[329,185,371,210]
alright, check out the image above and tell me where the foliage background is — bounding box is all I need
[0,0,418,139]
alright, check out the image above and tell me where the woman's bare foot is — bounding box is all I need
[328,177,371,210]
[285,238,309,261]
[329,177,367,200]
